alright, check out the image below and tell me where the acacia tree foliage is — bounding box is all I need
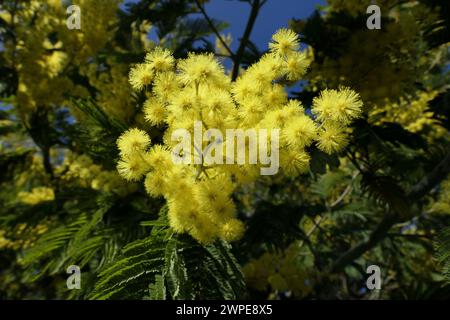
[0,0,449,300]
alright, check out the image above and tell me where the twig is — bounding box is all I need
[329,151,450,272]
[298,215,326,251]
[194,0,234,58]
[231,0,262,80]
[387,233,432,239]
[330,213,397,272]
[329,171,359,208]
[408,151,450,199]
[330,185,352,208]
[344,149,364,174]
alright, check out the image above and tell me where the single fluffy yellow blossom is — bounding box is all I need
[129,63,153,91]
[285,51,309,80]
[144,171,167,197]
[153,71,180,103]
[280,150,311,177]
[117,128,151,157]
[145,47,175,72]
[117,154,150,181]
[312,87,363,125]
[143,97,167,125]
[269,28,300,56]
[282,115,317,149]
[177,52,226,86]
[145,144,173,171]
[220,219,245,242]
[316,122,349,154]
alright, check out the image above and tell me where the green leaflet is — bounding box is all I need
[91,207,245,300]
[437,227,450,283]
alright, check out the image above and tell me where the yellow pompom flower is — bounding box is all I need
[167,199,196,232]
[280,150,310,177]
[145,47,174,72]
[117,154,150,181]
[263,84,288,108]
[191,222,219,244]
[282,115,317,149]
[129,63,153,91]
[237,96,266,126]
[169,197,214,236]
[269,28,300,56]
[145,144,173,172]
[312,87,363,125]
[246,53,284,84]
[283,100,304,115]
[167,87,199,120]
[220,219,245,242]
[153,71,180,103]
[203,89,234,119]
[231,76,258,104]
[117,128,151,157]
[144,171,167,197]
[143,97,166,125]
[208,195,237,221]
[316,122,349,154]
[194,178,233,206]
[285,51,310,81]
[260,100,304,129]
[177,52,225,86]
[166,173,196,202]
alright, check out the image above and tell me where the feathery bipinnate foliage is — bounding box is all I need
[90,207,245,300]
[437,228,450,283]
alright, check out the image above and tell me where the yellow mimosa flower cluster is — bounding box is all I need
[0,224,48,250]
[18,187,55,205]
[59,152,137,197]
[431,178,450,214]
[117,29,363,244]
[243,242,314,297]
[2,0,121,115]
[369,90,446,139]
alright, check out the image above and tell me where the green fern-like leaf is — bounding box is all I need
[91,207,246,300]
[149,274,166,300]
[163,237,194,299]
[437,227,450,282]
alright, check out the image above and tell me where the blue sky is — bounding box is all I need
[128,0,326,52]
[202,0,326,51]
